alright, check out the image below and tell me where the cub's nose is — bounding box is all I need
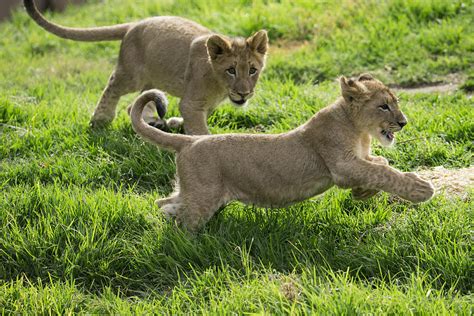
[398,121,407,129]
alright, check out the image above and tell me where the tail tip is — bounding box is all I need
[24,0,34,10]
[153,90,168,119]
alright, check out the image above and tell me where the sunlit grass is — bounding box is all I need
[0,0,472,313]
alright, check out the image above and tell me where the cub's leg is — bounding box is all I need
[161,202,183,218]
[156,187,181,208]
[179,99,210,135]
[174,169,226,231]
[352,187,379,200]
[155,182,183,218]
[352,156,389,200]
[90,69,134,127]
[156,195,179,208]
[156,193,182,219]
[178,190,225,232]
[336,160,434,203]
[158,188,224,231]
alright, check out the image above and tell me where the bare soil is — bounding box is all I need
[418,166,474,199]
[395,83,459,94]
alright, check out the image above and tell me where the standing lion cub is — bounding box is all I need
[130,74,435,231]
[24,0,268,134]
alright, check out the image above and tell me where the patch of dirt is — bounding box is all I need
[395,83,459,94]
[269,273,301,301]
[280,280,300,301]
[417,166,474,199]
[0,123,28,136]
[269,40,309,55]
[392,73,466,94]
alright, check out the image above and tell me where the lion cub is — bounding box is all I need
[130,74,434,231]
[24,0,268,134]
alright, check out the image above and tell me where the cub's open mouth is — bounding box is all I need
[381,130,394,141]
[230,98,246,105]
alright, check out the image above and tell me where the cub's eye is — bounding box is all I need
[379,104,390,111]
[226,67,236,75]
[249,67,257,75]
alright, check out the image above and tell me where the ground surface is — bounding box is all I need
[418,166,473,199]
[1,0,473,314]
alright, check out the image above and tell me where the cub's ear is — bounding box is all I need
[247,30,268,55]
[358,73,375,82]
[340,76,368,103]
[206,35,231,60]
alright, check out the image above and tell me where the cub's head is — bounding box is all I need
[340,74,407,147]
[206,30,268,106]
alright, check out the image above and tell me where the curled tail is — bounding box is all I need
[131,90,194,152]
[24,0,131,41]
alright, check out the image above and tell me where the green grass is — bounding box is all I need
[1,0,473,313]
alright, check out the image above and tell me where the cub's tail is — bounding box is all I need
[24,0,132,41]
[131,90,195,152]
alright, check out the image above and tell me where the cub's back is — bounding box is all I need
[120,16,213,96]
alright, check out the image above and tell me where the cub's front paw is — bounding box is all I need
[404,172,435,203]
[369,156,389,165]
[90,112,114,128]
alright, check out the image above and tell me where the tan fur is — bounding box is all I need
[131,74,435,231]
[24,0,268,134]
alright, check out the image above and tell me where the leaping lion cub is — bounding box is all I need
[131,74,435,231]
[24,0,268,134]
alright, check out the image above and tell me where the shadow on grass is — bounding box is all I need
[87,124,176,193]
[208,107,286,132]
[3,190,469,298]
[1,122,176,193]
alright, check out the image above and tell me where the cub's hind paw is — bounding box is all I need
[166,117,184,130]
[160,203,181,218]
[147,118,169,131]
